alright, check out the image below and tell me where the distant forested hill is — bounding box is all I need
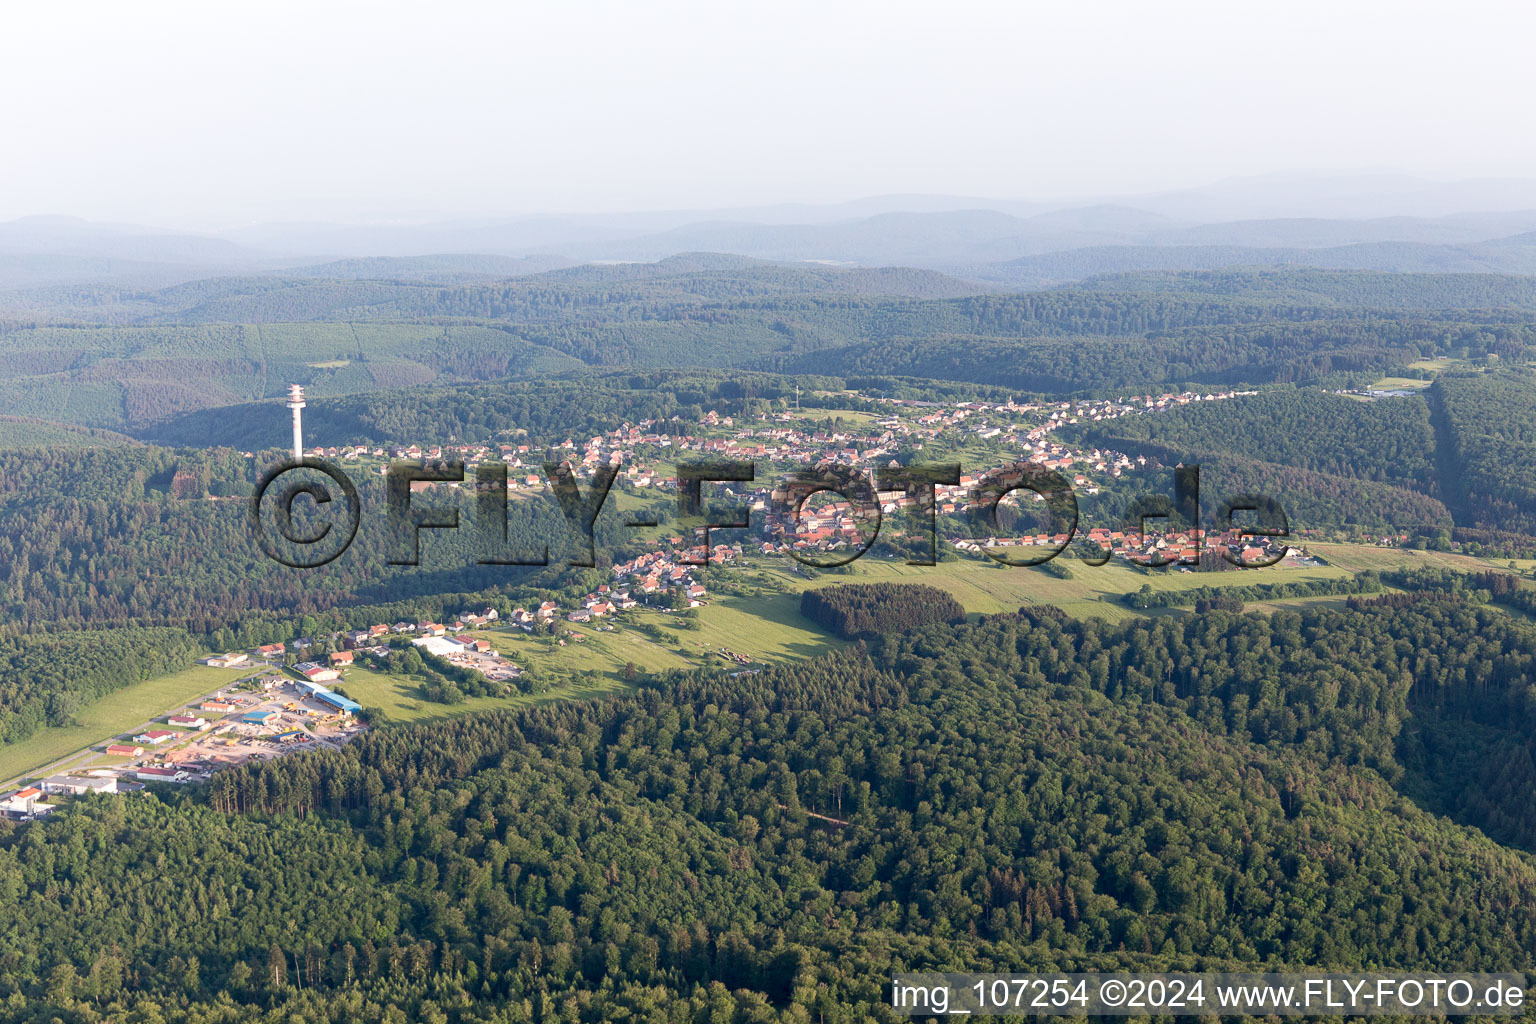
[772,317,1485,394]
[2,266,1535,435]
[1068,267,1536,309]
[1067,373,1536,539]
[288,252,582,282]
[962,235,1536,289]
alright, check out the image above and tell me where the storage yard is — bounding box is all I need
[7,674,368,800]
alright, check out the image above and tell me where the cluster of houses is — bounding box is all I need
[496,553,715,629]
[199,608,534,695]
[255,385,1267,567]
[271,388,1246,504]
[246,608,519,685]
[604,548,715,605]
[951,526,1291,567]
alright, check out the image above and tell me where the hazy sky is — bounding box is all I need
[4,0,1535,227]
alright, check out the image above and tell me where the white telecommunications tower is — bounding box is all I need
[287,384,306,460]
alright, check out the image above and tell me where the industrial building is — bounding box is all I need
[297,680,361,716]
[40,775,118,796]
[136,767,189,783]
[315,690,361,715]
[0,788,50,820]
[295,661,340,683]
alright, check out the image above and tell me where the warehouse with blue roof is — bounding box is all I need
[313,689,361,715]
[296,680,361,716]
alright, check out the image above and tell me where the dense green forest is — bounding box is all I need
[1067,389,1456,532]
[1074,390,1438,488]
[799,583,965,638]
[144,370,842,450]
[1187,455,1452,532]
[775,314,1517,393]
[0,598,1533,1020]
[1433,371,1536,533]
[1073,267,1536,308]
[0,445,646,633]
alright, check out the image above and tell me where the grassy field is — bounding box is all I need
[1242,594,1355,615]
[752,540,1531,621]
[463,591,843,680]
[790,407,881,426]
[340,666,535,724]
[341,585,848,727]
[656,591,844,662]
[752,553,1357,621]
[340,659,648,725]
[0,663,252,784]
[505,621,694,674]
[1369,376,1431,390]
[1306,542,1493,573]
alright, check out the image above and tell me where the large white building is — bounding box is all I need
[40,775,118,796]
[412,635,462,658]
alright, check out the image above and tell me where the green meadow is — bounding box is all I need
[0,663,251,785]
[752,551,1355,621]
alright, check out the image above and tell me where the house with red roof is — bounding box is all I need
[133,730,177,745]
